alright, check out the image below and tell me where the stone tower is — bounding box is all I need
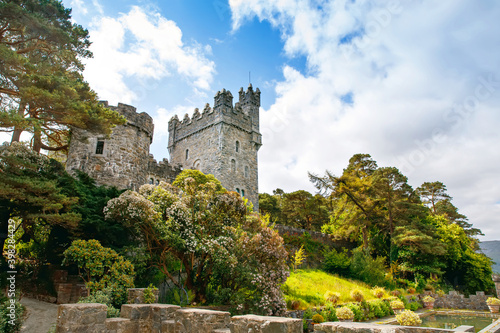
[66,102,179,190]
[168,85,262,209]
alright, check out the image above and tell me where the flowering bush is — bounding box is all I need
[325,291,340,304]
[105,170,289,315]
[372,287,385,299]
[487,297,500,305]
[396,310,422,326]
[351,289,364,302]
[407,287,416,294]
[336,306,354,320]
[422,295,435,303]
[390,300,405,310]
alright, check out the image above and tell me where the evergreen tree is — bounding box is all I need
[0,0,124,152]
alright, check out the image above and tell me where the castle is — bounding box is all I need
[65,85,262,209]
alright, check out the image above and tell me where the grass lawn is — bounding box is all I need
[283,269,388,308]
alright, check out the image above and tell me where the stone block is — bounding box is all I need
[105,317,135,333]
[128,287,160,304]
[174,308,231,333]
[454,325,474,333]
[121,304,153,320]
[230,314,302,333]
[151,304,181,324]
[161,319,176,333]
[55,303,107,333]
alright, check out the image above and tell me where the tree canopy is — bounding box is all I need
[0,0,124,152]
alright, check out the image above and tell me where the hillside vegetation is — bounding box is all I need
[283,269,385,308]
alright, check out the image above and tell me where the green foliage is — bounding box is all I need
[344,303,363,321]
[324,291,340,304]
[78,289,120,318]
[0,296,25,333]
[336,306,355,320]
[63,239,135,306]
[143,284,158,304]
[172,169,225,193]
[322,248,350,276]
[291,245,307,271]
[351,289,364,302]
[349,248,387,286]
[311,313,325,324]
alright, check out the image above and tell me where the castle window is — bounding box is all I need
[149,178,154,185]
[244,166,249,178]
[235,141,240,152]
[95,140,104,154]
[241,189,245,197]
[156,180,160,185]
[236,188,240,194]
[185,149,189,160]
[231,159,236,173]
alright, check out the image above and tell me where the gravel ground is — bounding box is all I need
[19,297,58,333]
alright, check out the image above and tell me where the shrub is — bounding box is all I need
[349,248,386,286]
[437,290,445,297]
[407,287,416,294]
[408,302,420,311]
[487,297,500,305]
[372,287,385,298]
[390,300,404,310]
[422,295,435,303]
[321,304,337,321]
[78,289,120,318]
[396,310,422,326]
[345,303,364,321]
[322,248,350,276]
[0,297,25,333]
[324,291,340,304]
[366,300,385,319]
[351,289,364,302]
[312,313,325,324]
[143,284,158,304]
[336,306,354,320]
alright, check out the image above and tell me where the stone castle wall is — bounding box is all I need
[66,102,179,190]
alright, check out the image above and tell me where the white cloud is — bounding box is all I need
[83,6,216,104]
[230,0,500,240]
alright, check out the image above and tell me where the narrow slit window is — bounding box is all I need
[241,189,245,197]
[96,141,104,154]
[185,149,189,160]
[236,141,240,152]
[231,159,236,172]
[236,188,240,194]
[245,166,249,178]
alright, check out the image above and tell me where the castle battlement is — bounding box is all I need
[168,86,260,147]
[101,101,154,141]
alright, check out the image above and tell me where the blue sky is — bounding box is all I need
[58,0,500,240]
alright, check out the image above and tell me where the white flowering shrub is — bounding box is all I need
[105,170,289,315]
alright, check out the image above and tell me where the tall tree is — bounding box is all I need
[416,182,451,214]
[280,190,329,231]
[0,0,124,152]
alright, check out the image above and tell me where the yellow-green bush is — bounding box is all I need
[396,310,422,326]
[336,306,354,320]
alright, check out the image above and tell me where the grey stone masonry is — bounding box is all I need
[168,85,262,210]
[66,102,180,191]
[433,291,491,310]
[493,274,500,297]
[230,314,302,333]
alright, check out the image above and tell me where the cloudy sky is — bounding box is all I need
[60,0,500,240]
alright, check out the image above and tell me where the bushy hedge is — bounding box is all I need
[0,296,25,333]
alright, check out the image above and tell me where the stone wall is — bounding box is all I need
[313,322,477,333]
[433,291,491,310]
[493,274,500,297]
[55,303,301,333]
[66,102,180,191]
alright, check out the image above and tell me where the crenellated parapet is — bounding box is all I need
[101,101,154,142]
[168,86,260,150]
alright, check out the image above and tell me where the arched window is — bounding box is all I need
[241,189,245,197]
[156,180,160,185]
[235,141,240,152]
[244,166,249,178]
[149,178,154,185]
[236,188,240,194]
[185,149,189,160]
[231,159,236,173]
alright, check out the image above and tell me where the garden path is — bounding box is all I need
[20,297,58,333]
